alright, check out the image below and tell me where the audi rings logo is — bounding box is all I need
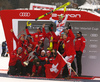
[90,34,98,37]
[19,12,31,17]
[89,44,98,48]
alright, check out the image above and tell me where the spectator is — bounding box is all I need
[1,41,7,57]
[74,31,86,76]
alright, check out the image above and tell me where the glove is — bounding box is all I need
[50,23,53,27]
[25,26,28,29]
[34,52,40,56]
[68,23,71,29]
[78,51,82,55]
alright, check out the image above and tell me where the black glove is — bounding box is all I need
[50,23,53,27]
[68,23,71,29]
[25,26,28,29]
[34,52,40,56]
[78,51,82,55]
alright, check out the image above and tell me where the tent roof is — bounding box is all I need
[78,2,100,10]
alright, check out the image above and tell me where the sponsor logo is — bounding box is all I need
[52,13,81,18]
[89,56,97,59]
[89,51,97,53]
[19,12,31,17]
[89,44,98,48]
[90,40,98,42]
[90,34,98,37]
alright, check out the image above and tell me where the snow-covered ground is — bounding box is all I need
[0,56,9,70]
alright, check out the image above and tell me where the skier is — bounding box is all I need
[62,24,76,77]
[49,14,68,36]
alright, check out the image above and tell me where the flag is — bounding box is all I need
[44,52,66,78]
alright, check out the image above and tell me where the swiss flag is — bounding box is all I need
[44,51,66,78]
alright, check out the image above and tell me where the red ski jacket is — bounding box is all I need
[63,29,76,56]
[9,49,25,66]
[43,28,58,49]
[11,32,27,50]
[74,36,86,52]
[26,29,44,44]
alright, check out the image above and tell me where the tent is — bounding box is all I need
[78,2,100,10]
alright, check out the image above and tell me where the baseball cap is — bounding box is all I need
[47,50,51,54]
[41,50,45,53]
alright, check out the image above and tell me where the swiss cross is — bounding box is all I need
[50,63,59,73]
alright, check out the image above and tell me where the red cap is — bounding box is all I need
[47,50,51,54]
[21,34,25,37]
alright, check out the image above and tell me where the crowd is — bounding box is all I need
[8,14,86,78]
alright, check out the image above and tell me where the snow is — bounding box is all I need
[0,56,9,70]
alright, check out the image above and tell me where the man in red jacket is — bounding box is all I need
[9,47,23,75]
[62,26,76,76]
[25,26,44,45]
[75,31,86,76]
[42,24,58,50]
[11,29,27,50]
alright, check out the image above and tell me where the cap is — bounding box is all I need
[77,31,82,35]
[18,47,23,50]
[41,50,45,53]
[47,50,51,54]
[61,32,64,35]
[27,34,31,38]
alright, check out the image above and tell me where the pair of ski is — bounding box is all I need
[35,2,71,20]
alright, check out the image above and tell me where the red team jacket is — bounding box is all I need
[26,29,44,44]
[9,49,28,66]
[63,29,76,56]
[12,32,27,49]
[42,28,58,49]
[75,36,86,52]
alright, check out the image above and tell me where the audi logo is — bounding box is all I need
[89,44,98,48]
[19,12,31,17]
[90,34,98,37]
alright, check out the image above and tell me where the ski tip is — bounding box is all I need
[35,18,38,21]
[67,2,71,5]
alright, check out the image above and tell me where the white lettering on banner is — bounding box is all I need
[50,63,59,73]
[92,27,99,31]
[52,13,81,18]
[89,51,97,53]
[19,12,31,17]
[89,56,97,59]
[90,40,98,42]
[89,44,98,48]
[67,14,81,18]
[80,27,91,30]
[90,34,98,37]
